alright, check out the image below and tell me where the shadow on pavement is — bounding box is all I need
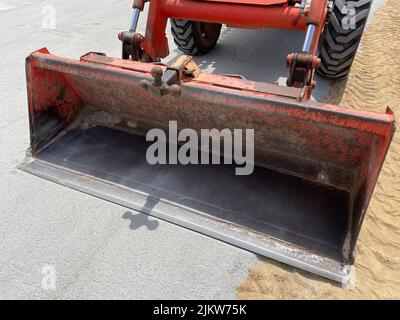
[123,197,160,231]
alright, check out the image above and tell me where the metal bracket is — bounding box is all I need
[118,31,145,61]
[286,52,320,100]
[140,55,201,97]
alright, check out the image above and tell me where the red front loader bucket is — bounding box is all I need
[20,49,395,286]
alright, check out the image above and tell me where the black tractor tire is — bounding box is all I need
[318,0,373,79]
[171,19,222,55]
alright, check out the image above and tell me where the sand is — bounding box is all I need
[237,0,400,300]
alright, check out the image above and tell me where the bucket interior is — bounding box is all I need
[35,126,350,262]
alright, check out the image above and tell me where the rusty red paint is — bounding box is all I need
[26,48,82,122]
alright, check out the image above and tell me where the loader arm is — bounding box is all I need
[198,0,289,5]
[121,0,327,99]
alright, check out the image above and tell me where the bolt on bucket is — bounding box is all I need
[20,48,395,286]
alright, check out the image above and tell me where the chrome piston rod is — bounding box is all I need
[130,8,141,32]
[302,24,316,53]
